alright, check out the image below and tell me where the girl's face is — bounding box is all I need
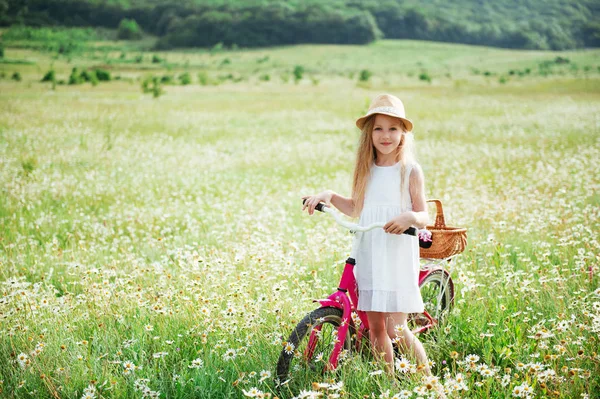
[371,114,404,161]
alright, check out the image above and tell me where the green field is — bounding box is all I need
[1,37,599,398]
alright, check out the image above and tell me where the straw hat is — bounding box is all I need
[355,94,413,132]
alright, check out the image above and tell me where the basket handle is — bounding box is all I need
[427,199,446,228]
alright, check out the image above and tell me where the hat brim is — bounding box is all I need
[356,113,413,132]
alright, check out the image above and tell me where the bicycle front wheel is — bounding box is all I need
[409,269,454,332]
[276,306,352,384]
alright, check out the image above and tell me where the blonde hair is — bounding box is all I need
[351,114,415,217]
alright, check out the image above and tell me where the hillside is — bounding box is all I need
[0,0,599,50]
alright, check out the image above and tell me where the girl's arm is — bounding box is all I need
[302,190,355,217]
[408,163,429,229]
[383,164,429,234]
[329,191,355,217]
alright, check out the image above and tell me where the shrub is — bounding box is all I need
[68,67,81,85]
[153,83,163,98]
[79,70,92,82]
[499,76,508,84]
[152,55,163,64]
[179,72,191,85]
[419,72,431,83]
[41,69,55,82]
[0,43,4,58]
[11,72,21,81]
[359,69,372,82]
[134,55,143,63]
[257,56,269,64]
[259,74,270,82]
[142,77,150,91]
[80,70,89,81]
[538,61,553,76]
[197,71,209,86]
[569,63,579,73]
[161,75,174,84]
[117,18,143,40]
[57,41,80,55]
[211,42,224,54]
[94,69,111,81]
[293,65,304,83]
[141,76,163,98]
[520,69,531,76]
[21,156,37,175]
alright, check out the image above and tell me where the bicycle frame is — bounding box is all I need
[300,203,454,372]
[308,256,448,370]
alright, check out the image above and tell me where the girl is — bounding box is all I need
[302,94,435,379]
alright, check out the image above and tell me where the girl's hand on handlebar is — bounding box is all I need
[384,213,415,235]
[302,191,332,215]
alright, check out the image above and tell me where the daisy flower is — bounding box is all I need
[395,357,411,373]
[283,342,295,355]
[243,387,262,397]
[223,348,237,361]
[259,369,271,382]
[465,354,480,363]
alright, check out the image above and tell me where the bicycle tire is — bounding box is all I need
[409,269,455,331]
[276,306,352,383]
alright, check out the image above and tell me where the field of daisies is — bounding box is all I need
[1,38,599,399]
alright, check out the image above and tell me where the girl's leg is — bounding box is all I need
[366,311,395,374]
[385,313,447,398]
[385,312,430,373]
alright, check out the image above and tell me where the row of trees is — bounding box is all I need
[1,0,599,50]
[155,6,380,48]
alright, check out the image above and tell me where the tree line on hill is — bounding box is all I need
[1,0,599,50]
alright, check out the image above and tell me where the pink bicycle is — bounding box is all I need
[276,201,456,383]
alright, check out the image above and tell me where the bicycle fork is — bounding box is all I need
[307,258,359,370]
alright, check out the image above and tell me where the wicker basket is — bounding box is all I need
[419,199,467,259]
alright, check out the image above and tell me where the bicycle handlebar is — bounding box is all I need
[303,199,417,236]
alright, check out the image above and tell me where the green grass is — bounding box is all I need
[0,38,599,398]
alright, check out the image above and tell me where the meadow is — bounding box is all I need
[0,34,599,398]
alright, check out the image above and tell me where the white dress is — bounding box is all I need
[354,161,424,313]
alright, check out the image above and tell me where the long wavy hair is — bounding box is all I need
[351,114,415,217]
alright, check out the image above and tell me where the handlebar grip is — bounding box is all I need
[302,199,326,212]
[403,227,417,236]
